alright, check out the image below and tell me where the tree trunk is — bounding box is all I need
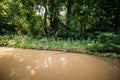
[114,8,119,33]
[66,0,72,27]
[43,0,48,36]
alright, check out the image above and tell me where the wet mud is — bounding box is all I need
[0,47,120,80]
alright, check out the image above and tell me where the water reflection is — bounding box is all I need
[42,58,49,68]
[30,69,36,76]
[0,48,120,80]
[60,57,68,65]
[26,65,32,70]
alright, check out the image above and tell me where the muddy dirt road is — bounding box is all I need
[0,47,120,80]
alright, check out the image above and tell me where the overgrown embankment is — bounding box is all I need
[0,34,120,57]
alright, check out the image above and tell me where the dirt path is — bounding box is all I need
[0,47,120,80]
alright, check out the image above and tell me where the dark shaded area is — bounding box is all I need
[0,24,17,35]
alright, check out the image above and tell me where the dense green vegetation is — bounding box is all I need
[0,34,120,57]
[0,0,120,56]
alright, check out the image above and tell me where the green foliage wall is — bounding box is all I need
[0,0,120,38]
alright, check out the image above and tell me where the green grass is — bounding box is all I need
[0,34,120,57]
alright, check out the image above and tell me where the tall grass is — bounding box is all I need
[0,35,86,52]
[0,34,120,57]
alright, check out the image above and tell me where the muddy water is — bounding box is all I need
[0,47,120,80]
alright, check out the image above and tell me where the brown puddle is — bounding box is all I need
[0,47,120,80]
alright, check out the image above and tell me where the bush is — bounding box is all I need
[83,32,120,54]
[97,32,120,45]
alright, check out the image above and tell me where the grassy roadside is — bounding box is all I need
[0,35,120,57]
